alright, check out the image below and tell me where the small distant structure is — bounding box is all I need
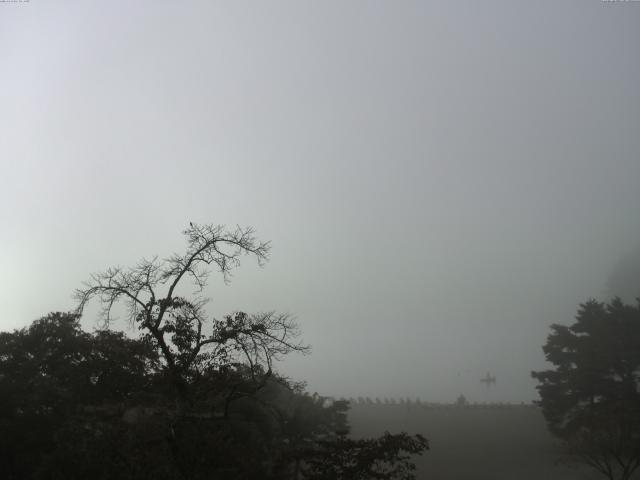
[455,394,469,407]
[480,372,496,387]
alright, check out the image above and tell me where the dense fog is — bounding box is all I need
[2,0,639,406]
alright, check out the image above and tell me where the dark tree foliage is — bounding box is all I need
[304,432,428,480]
[532,298,640,480]
[0,312,159,480]
[1,224,428,479]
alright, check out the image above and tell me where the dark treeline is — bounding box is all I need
[1,224,640,480]
[0,312,427,480]
[0,224,427,480]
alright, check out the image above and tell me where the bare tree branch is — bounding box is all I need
[74,223,305,406]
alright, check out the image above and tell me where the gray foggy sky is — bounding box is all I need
[1,1,639,403]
